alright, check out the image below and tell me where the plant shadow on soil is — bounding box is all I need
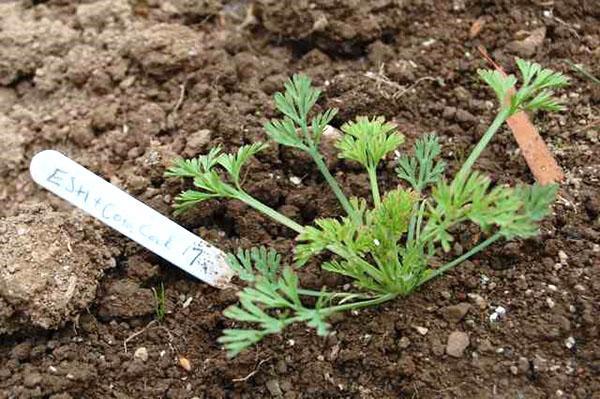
[0,0,599,398]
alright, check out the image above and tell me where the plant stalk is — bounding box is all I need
[367,167,381,207]
[455,108,511,179]
[321,292,397,314]
[309,149,357,219]
[236,191,304,233]
[418,231,502,286]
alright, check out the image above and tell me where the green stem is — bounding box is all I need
[327,245,386,285]
[418,231,502,286]
[297,288,373,300]
[406,202,419,244]
[236,191,304,234]
[455,108,511,180]
[321,293,397,314]
[309,148,357,219]
[367,167,381,207]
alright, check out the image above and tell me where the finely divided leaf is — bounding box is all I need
[478,69,517,106]
[217,142,267,186]
[337,116,403,170]
[165,147,223,178]
[396,133,445,191]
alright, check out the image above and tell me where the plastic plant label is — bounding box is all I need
[30,150,234,289]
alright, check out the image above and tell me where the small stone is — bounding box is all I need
[478,339,493,353]
[182,297,193,309]
[440,291,451,300]
[442,106,456,120]
[510,365,519,375]
[468,293,487,309]
[398,336,411,349]
[266,379,283,396]
[518,356,530,373]
[532,355,548,373]
[289,176,302,185]
[452,0,466,11]
[184,129,211,156]
[431,338,445,356]
[442,303,471,324]
[11,342,32,361]
[558,250,568,263]
[446,331,470,357]
[546,297,555,309]
[23,372,43,388]
[506,27,546,57]
[133,347,148,362]
[178,356,191,371]
[275,359,288,374]
[565,336,575,349]
[455,109,476,124]
[414,326,428,335]
[398,355,416,376]
[489,305,507,323]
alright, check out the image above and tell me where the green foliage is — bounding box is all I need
[337,116,404,170]
[218,248,338,357]
[396,133,445,192]
[168,60,566,357]
[152,283,166,322]
[265,74,338,150]
[165,144,267,213]
[479,58,569,114]
[217,143,268,187]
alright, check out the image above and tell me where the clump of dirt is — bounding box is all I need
[0,204,115,334]
[256,0,412,55]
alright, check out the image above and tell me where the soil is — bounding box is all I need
[0,0,598,398]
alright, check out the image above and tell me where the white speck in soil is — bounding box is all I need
[414,326,428,335]
[565,336,575,349]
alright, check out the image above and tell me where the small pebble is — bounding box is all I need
[182,297,193,308]
[467,293,487,309]
[414,326,429,335]
[266,379,283,396]
[510,365,519,375]
[446,331,470,357]
[518,356,530,373]
[489,305,507,322]
[289,176,302,185]
[546,297,555,309]
[398,336,411,349]
[558,250,568,264]
[134,347,148,362]
[565,336,575,349]
[178,356,192,371]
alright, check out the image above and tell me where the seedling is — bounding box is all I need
[152,282,167,322]
[167,60,568,357]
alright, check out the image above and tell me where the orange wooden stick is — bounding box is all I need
[478,46,564,185]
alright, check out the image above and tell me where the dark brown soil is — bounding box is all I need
[1,0,599,398]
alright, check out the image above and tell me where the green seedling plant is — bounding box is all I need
[152,282,167,322]
[167,60,568,357]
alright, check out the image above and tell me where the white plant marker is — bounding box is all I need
[30,150,234,289]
